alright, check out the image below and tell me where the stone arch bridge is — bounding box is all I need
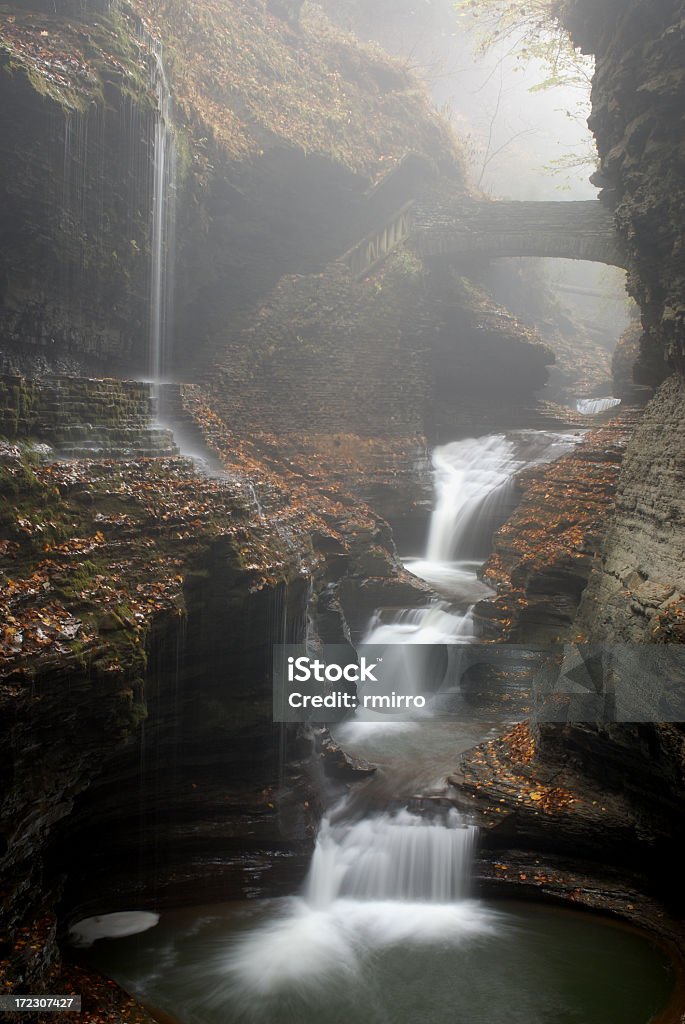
[344,198,626,277]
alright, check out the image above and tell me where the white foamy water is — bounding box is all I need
[426,435,521,564]
[306,809,475,905]
[216,809,497,1006]
[576,397,622,415]
[341,431,582,734]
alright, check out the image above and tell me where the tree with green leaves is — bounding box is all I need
[454,0,596,177]
[454,0,592,94]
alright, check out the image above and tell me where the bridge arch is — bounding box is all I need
[412,199,626,269]
[344,198,626,277]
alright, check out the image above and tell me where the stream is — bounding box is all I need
[78,430,676,1024]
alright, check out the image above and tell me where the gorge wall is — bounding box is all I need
[4,0,683,1011]
[556,0,685,641]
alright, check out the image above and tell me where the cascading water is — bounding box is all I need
[146,35,177,385]
[224,432,580,992]
[576,396,622,415]
[212,806,495,1014]
[425,435,520,564]
[83,427,674,1024]
[335,431,581,753]
[368,431,580,643]
[306,809,475,907]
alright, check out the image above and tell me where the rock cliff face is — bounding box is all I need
[0,0,465,380]
[0,4,156,374]
[578,375,685,640]
[476,414,635,643]
[0,432,313,978]
[555,0,685,640]
[560,0,685,387]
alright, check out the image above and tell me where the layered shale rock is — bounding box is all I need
[577,375,685,642]
[476,414,636,643]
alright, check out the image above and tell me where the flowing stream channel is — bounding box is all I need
[80,431,675,1024]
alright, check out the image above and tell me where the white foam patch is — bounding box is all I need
[69,911,160,948]
[576,397,622,415]
[211,896,503,1006]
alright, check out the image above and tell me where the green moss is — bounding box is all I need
[54,560,99,601]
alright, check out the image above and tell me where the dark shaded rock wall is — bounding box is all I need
[0,7,157,374]
[554,0,685,641]
[560,0,685,386]
[54,562,315,921]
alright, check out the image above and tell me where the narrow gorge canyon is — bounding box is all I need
[1,0,684,1021]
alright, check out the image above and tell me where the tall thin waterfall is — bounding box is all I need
[146,37,177,383]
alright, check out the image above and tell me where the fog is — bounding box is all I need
[323,0,633,341]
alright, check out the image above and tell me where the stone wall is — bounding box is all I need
[204,252,555,442]
[0,374,177,457]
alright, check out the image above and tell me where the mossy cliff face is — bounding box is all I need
[0,3,157,373]
[0,0,467,378]
[0,444,313,957]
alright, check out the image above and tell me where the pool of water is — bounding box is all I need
[85,898,674,1024]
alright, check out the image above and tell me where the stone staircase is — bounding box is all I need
[0,374,179,459]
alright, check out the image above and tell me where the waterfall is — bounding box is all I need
[404,434,525,598]
[306,809,475,908]
[221,808,494,1004]
[146,36,177,384]
[218,433,578,1004]
[337,431,580,734]
[425,435,520,563]
[576,396,621,415]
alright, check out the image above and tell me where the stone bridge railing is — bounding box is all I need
[343,197,626,277]
[343,201,415,277]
